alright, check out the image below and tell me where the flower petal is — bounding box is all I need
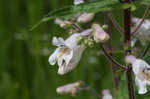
[52,37,65,47]
[58,45,85,75]
[63,50,73,66]
[135,77,147,94]
[48,48,62,66]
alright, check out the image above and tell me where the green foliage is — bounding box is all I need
[1,0,150,99]
[31,0,123,31]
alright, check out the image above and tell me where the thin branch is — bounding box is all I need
[108,12,124,35]
[72,23,83,31]
[131,5,150,36]
[100,44,127,70]
[104,12,119,90]
[140,41,150,59]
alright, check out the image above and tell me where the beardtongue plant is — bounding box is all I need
[31,0,150,98]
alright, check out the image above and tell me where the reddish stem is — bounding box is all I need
[140,41,150,59]
[132,5,150,36]
[124,8,135,99]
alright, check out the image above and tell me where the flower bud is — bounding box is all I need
[77,13,95,24]
[77,36,84,45]
[80,29,93,37]
[125,55,136,64]
[88,39,94,47]
[92,23,110,43]
[55,18,72,28]
[83,39,89,46]
[102,89,113,99]
[102,25,108,30]
[74,0,84,5]
[56,81,84,95]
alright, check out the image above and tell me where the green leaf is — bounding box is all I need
[138,0,150,5]
[30,0,123,31]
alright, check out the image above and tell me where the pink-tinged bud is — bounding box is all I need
[92,23,110,43]
[125,55,137,64]
[55,18,71,28]
[77,13,95,24]
[56,81,84,95]
[102,89,113,99]
[80,29,93,37]
[74,0,84,5]
[102,89,110,95]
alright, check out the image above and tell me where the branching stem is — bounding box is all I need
[131,5,150,36]
[100,44,127,70]
[140,41,150,59]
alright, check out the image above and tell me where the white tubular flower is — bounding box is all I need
[55,18,71,28]
[56,81,84,95]
[125,55,150,94]
[102,89,113,99]
[77,13,95,24]
[74,0,84,5]
[131,17,150,47]
[49,30,92,75]
[92,23,110,43]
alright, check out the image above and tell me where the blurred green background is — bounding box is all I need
[1,0,150,99]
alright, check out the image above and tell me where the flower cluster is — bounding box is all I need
[48,0,109,75]
[125,55,150,94]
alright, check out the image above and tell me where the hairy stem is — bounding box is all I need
[104,12,119,90]
[132,5,150,36]
[124,8,135,99]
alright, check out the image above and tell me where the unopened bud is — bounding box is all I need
[92,23,109,43]
[84,39,89,46]
[130,3,136,11]
[74,0,84,5]
[88,39,94,47]
[102,89,113,99]
[56,81,84,95]
[77,36,84,45]
[125,55,136,64]
[102,25,108,30]
[77,13,95,24]
[55,18,72,28]
[80,29,93,37]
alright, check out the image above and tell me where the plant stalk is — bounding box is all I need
[124,8,135,99]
